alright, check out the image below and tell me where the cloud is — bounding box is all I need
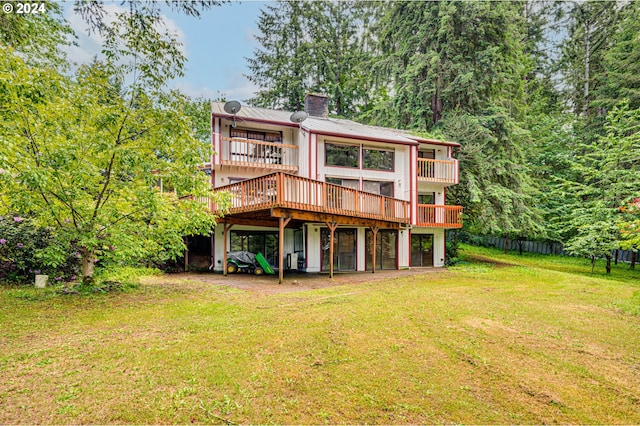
[62,4,188,68]
[172,77,259,102]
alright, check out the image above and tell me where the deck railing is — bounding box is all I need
[211,173,410,224]
[417,158,458,184]
[416,204,463,228]
[219,137,298,171]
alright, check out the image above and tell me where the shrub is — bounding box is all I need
[0,216,80,284]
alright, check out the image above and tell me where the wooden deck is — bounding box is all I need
[416,204,463,228]
[218,137,298,172]
[417,158,459,184]
[210,172,410,227]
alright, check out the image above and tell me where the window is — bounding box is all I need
[411,234,434,267]
[230,231,278,267]
[230,128,282,143]
[326,177,359,189]
[363,148,394,171]
[228,177,247,185]
[325,142,396,171]
[321,228,356,271]
[325,143,359,168]
[363,180,394,197]
[366,230,397,270]
[418,149,436,159]
[418,192,435,204]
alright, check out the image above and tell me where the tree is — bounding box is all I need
[0,3,230,281]
[556,0,622,118]
[247,0,376,117]
[561,102,640,273]
[369,1,529,130]
[594,2,640,112]
[247,0,311,110]
[441,109,545,254]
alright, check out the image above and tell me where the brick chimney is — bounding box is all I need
[304,93,329,118]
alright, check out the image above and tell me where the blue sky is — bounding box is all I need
[165,1,265,101]
[63,1,265,101]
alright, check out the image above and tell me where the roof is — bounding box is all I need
[211,101,460,147]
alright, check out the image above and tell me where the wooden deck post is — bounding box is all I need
[370,226,379,274]
[327,221,338,278]
[222,223,233,276]
[278,216,291,284]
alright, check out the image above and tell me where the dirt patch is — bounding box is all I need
[465,254,516,268]
[143,268,445,295]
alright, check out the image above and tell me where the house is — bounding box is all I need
[189,94,462,283]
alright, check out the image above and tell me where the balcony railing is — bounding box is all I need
[417,158,459,184]
[219,137,298,171]
[416,204,463,228]
[211,172,410,224]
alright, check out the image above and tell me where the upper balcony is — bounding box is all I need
[417,158,459,185]
[208,172,410,227]
[218,137,299,172]
[416,204,463,228]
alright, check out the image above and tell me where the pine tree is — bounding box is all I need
[594,2,640,112]
[247,0,374,117]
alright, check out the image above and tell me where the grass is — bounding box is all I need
[1,248,639,424]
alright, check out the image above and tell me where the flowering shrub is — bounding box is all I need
[0,216,80,284]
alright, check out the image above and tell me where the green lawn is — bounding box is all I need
[1,246,639,424]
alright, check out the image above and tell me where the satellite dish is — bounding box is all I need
[290,111,309,123]
[223,100,241,127]
[223,100,241,114]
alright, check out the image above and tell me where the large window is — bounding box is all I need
[230,231,278,267]
[325,142,395,171]
[366,230,397,270]
[321,228,356,271]
[325,143,359,168]
[363,148,394,171]
[363,180,394,197]
[411,234,434,267]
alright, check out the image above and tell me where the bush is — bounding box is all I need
[0,215,80,284]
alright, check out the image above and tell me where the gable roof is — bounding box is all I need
[211,102,459,147]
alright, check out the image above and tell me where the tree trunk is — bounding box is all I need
[614,249,618,265]
[631,251,636,270]
[504,233,509,255]
[81,247,96,283]
[591,255,596,274]
[605,254,611,274]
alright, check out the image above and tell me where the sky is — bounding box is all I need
[62,1,266,102]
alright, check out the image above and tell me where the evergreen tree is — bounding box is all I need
[247,0,376,117]
[556,0,622,118]
[369,1,529,130]
[594,2,640,112]
[247,0,310,110]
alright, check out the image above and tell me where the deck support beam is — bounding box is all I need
[370,226,379,274]
[222,223,233,276]
[326,221,338,279]
[278,217,291,284]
